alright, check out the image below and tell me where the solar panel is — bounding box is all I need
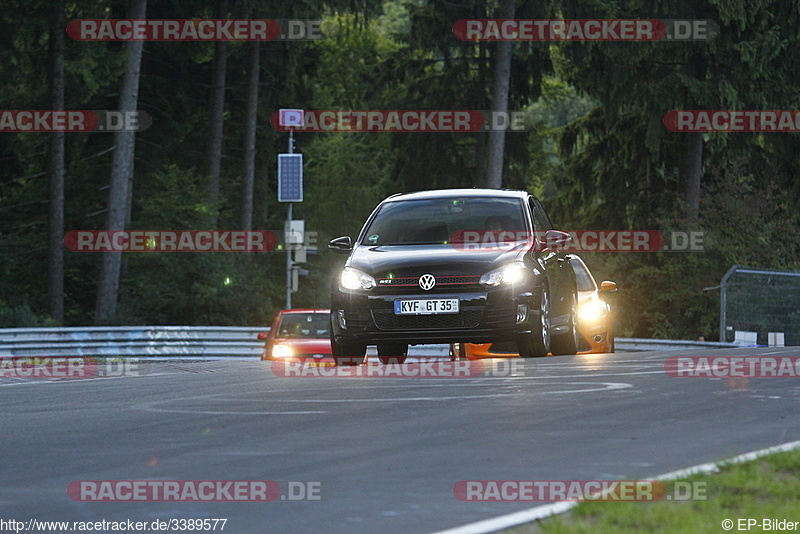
[278,153,303,202]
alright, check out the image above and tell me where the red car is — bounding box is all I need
[258,309,333,363]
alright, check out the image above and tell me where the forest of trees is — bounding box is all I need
[1,0,799,340]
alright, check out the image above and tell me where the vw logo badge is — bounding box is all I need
[419,274,436,290]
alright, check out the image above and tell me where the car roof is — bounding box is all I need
[383,188,530,202]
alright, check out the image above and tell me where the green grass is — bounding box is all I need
[504,449,800,534]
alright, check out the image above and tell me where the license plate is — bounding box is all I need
[394,299,459,315]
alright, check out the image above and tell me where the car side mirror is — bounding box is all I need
[328,236,353,254]
[257,332,270,340]
[536,229,572,251]
[599,281,617,292]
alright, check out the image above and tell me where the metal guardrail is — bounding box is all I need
[0,326,742,359]
[616,338,738,352]
[0,326,267,358]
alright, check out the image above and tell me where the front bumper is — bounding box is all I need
[331,287,541,345]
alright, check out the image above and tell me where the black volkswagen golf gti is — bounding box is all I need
[328,189,579,365]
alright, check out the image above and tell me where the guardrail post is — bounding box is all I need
[719,264,739,343]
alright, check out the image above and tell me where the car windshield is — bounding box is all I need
[276,313,330,338]
[360,196,527,245]
[570,259,597,291]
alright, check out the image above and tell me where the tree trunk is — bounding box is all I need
[254,160,270,229]
[206,0,228,226]
[680,131,703,226]
[95,0,146,325]
[485,0,515,189]
[46,0,66,324]
[240,40,260,232]
[474,40,488,187]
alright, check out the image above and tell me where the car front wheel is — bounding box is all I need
[517,288,550,358]
[449,343,466,361]
[377,343,408,365]
[331,338,366,366]
[550,289,579,356]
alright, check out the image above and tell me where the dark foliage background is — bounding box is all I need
[1,0,798,338]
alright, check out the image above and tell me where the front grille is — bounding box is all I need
[376,275,481,293]
[372,308,483,330]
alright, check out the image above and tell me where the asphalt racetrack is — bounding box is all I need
[2,347,798,533]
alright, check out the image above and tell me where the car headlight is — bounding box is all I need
[271,344,294,358]
[578,300,607,323]
[340,267,376,291]
[480,262,528,286]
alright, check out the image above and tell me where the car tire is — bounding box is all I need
[551,289,579,356]
[377,343,408,365]
[331,338,366,366]
[449,343,467,361]
[517,287,550,358]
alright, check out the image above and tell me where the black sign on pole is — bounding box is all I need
[278,153,303,203]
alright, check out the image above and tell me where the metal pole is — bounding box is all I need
[285,129,294,309]
[719,264,739,343]
[719,274,726,343]
[286,203,293,309]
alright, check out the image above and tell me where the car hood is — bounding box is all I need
[347,244,526,277]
